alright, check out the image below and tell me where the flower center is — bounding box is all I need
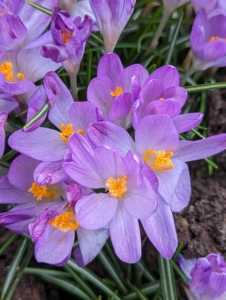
[28,182,58,201]
[59,123,75,142]
[0,61,25,82]
[143,150,174,171]
[49,211,79,232]
[61,31,74,44]
[105,175,128,198]
[208,36,226,43]
[110,86,123,97]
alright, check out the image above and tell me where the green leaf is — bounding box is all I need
[135,260,156,282]
[123,282,160,300]
[185,82,226,93]
[0,233,17,256]
[23,102,50,130]
[25,1,53,15]
[126,282,148,300]
[67,259,122,300]
[1,238,29,299]
[158,254,177,300]
[98,250,127,294]
[87,49,93,86]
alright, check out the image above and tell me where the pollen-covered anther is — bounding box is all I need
[143,150,174,171]
[159,97,164,100]
[110,86,123,96]
[77,129,85,136]
[105,175,128,198]
[208,36,226,42]
[49,212,79,232]
[28,182,54,201]
[59,123,75,142]
[0,61,25,82]
[61,31,74,44]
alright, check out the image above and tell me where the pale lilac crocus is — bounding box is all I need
[88,53,148,128]
[190,9,226,71]
[132,65,203,132]
[86,115,226,257]
[63,135,157,263]
[89,0,136,52]
[0,154,66,233]
[178,253,226,300]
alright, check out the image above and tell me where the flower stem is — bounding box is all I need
[150,10,170,48]
[70,74,78,101]
[181,65,196,86]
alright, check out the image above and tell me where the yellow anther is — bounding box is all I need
[143,150,174,171]
[61,31,74,44]
[59,123,75,142]
[49,212,79,232]
[159,97,164,100]
[208,36,226,42]
[0,61,25,82]
[105,175,128,198]
[110,86,123,97]
[77,129,85,137]
[28,182,54,201]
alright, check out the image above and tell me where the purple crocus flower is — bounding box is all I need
[190,9,226,70]
[88,52,148,128]
[178,253,226,300]
[41,8,92,76]
[63,134,157,263]
[86,115,226,257]
[89,0,136,52]
[29,189,108,266]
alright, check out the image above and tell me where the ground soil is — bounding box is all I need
[1,89,226,299]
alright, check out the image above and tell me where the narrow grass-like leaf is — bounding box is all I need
[67,259,122,300]
[135,260,156,282]
[0,160,10,168]
[158,254,177,300]
[1,238,29,299]
[24,267,71,278]
[25,1,53,15]
[165,13,183,64]
[0,234,17,256]
[98,250,127,293]
[35,274,91,300]
[87,49,93,86]
[5,244,34,300]
[125,282,148,300]
[172,242,183,261]
[185,82,226,93]
[104,242,121,273]
[23,102,50,130]
[123,282,160,300]
[171,260,188,284]
[63,264,97,300]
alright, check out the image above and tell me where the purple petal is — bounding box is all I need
[173,112,204,133]
[75,227,109,266]
[97,53,123,81]
[9,128,68,161]
[162,86,187,107]
[76,193,118,229]
[108,93,132,121]
[109,202,141,263]
[145,99,181,118]
[147,65,180,88]
[177,254,196,282]
[174,135,226,162]
[141,194,178,259]
[135,115,179,155]
[35,224,74,265]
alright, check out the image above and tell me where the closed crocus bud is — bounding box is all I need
[89,0,136,53]
[190,9,226,70]
[178,254,226,300]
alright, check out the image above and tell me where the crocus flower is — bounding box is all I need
[89,0,136,52]
[41,8,92,76]
[86,115,226,258]
[88,53,148,128]
[190,10,226,71]
[178,253,226,300]
[29,186,109,266]
[63,135,157,263]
